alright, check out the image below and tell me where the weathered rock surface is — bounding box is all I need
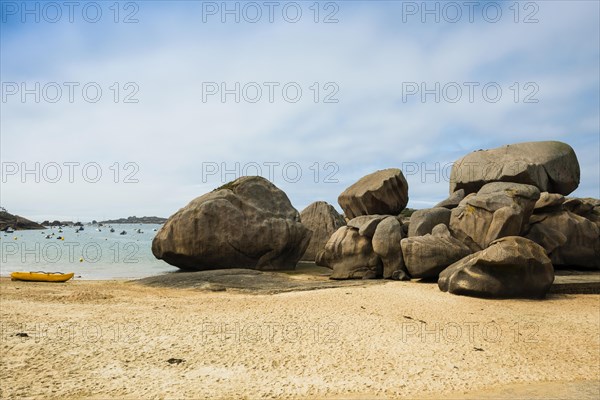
[300,201,346,261]
[347,215,387,238]
[137,266,384,294]
[316,226,381,279]
[152,176,311,271]
[408,207,451,237]
[533,192,565,212]
[526,210,600,269]
[449,141,580,195]
[563,198,600,229]
[563,197,598,214]
[449,182,540,250]
[338,168,409,219]
[402,224,472,279]
[434,189,465,209]
[371,216,408,279]
[438,236,554,299]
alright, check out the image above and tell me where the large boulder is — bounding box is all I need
[401,224,471,279]
[563,198,600,229]
[316,226,381,279]
[526,211,600,269]
[299,201,346,261]
[371,216,409,280]
[347,215,387,238]
[449,182,540,250]
[449,141,580,195]
[152,176,311,271]
[408,207,451,237]
[338,168,409,219]
[438,236,554,299]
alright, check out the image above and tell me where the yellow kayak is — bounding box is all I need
[10,271,74,282]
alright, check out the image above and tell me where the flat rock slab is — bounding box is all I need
[135,263,383,294]
[136,267,600,294]
[550,270,600,294]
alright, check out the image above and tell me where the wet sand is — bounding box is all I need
[1,275,598,399]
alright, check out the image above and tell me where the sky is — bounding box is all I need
[1,0,599,222]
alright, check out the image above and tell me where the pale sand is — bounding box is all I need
[1,277,598,399]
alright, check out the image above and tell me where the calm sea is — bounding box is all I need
[0,224,178,280]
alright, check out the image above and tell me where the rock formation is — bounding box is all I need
[371,216,408,280]
[434,189,465,209]
[526,210,600,269]
[152,176,311,271]
[338,168,409,219]
[449,182,540,250]
[402,224,471,279]
[438,236,554,299]
[408,207,451,237]
[449,141,580,195]
[299,201,346,261]
[316,226,382,279]
[150,140,597,300]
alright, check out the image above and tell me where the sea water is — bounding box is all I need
[0,224,178,280]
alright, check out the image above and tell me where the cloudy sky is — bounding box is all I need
[1,0,599,221]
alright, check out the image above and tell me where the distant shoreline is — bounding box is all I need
[36,217,167,226]
[99,216,167,224]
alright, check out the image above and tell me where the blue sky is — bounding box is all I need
[1,0,599,221]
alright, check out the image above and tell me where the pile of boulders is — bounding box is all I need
[314,141,598,299]
[314,168,410,280]
[152,140,599,299]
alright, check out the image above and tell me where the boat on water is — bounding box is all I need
[10,271,74,282]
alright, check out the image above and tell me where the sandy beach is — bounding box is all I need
[1,274,598,399]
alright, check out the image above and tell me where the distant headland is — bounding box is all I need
[99,216,167,224]
[0,209,45,231]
